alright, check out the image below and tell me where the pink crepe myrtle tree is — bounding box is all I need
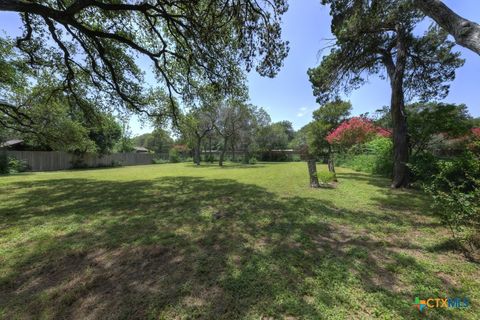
[326,117,391,149]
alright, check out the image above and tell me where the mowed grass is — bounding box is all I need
[0,162,479,319]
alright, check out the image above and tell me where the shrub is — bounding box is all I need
[8,157,29,173]
[168,148,180,163]
[259,151,290,162]
[327,117,391,148]
[423,152,480,259]
[408,151,439,184]
[152,158,168,164]
[292,154,302,162]
[248,157,257,165]
[336,137,393,176]
[205,154,215,163]
[0,154,29,174]
[317,170,336,184]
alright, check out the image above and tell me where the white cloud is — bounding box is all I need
[300,107,307,111]
[297,112,305,117]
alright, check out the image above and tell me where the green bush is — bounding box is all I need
[336,137,392,176]
[423,152,480,258]
[8,157,29,173]
[168,148,180,163]
[408,151,439,184]
[204,154,215,163]
[292,154,302,162]
[152,158,168,164]
[248,157,257,165]
[317,170,336,184]
[0,154,29,174]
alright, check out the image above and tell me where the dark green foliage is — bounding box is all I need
[88,115,123,155]
[308,100,352,157]
[309,1,463,104]
[0,153,28,174]
[7,157,28,173]
[422,152,480,258]
[408,152,439,183]
[169,148,180,163]
[0,152,8,174]
[205,154,215,163]
[407,103,472,155]
[1,1,289,119]
[336,137,393,177]
[257,122,291,152]
[133,129,173,154]
[259,151,290,162]
[248,157,257,165]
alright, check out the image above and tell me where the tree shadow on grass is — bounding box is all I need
[336,171,392,188]
[183,163,268,169]
[0,176,474,319]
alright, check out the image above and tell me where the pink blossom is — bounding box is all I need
[326,117,391,146]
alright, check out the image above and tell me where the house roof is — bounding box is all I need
[133,146,149,152]
[0,139,24,148]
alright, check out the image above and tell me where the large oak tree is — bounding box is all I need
[0,0,289,126]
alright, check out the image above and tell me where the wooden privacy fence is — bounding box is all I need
[4,151,156,172]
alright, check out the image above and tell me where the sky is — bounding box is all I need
[1,0,479,136]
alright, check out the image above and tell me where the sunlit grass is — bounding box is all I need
[0,162,478,319]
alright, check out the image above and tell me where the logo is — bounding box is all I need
[414,297,427,312]
[414,297,469,312]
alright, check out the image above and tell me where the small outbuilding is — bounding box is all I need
[133,146,150,153]
[0,139,26,150]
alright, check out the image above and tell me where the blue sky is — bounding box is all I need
[1,0,479,135]
[247,0,480,131]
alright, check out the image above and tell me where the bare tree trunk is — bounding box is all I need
[390,85,409,188]
[383,26,409,188]
[414,0,480,55]
[307,159,320,188]
[219,137,227,166]
[231,139,236,161]
[327,145,337,182]
[390,41,409,188]
[194,136,201,165]
[327,145,335,173]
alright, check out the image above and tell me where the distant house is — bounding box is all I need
[133,146,149,153]
[0,139,26,150]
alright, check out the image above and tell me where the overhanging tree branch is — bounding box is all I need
[414,0,480,55]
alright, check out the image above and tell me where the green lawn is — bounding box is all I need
[0,162,478,319]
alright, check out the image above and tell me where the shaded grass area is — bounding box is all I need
[0,163,479,319]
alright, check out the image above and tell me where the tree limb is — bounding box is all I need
[414,0,480,55]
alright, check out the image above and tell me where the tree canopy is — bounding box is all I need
[0,0,289,121]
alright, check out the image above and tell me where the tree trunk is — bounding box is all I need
[231,139,236,161]
[390,85,409,188]
[384,26,409,188]
[414,0,480,55]
[219,137,227,166]
[327,145,337,182]
[194,137,201,165]
[307,159,320,188]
